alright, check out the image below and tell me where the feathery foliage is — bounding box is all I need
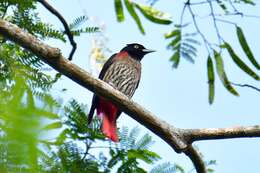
[165,28,200,68]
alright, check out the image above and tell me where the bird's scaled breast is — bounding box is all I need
[103,59,141,97]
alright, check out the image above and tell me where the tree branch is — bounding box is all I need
[37,0,77,60]
[231,82,260,93]
[183,125,260,143]
[1,19,260,173]
[0,18,188,152]
[184,145,207,173]
[0,18,204,173]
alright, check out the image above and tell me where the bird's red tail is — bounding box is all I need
[102,114,118,142]
[97,98,119,142]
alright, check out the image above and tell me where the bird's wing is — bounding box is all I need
[98,53,117,79]
[88,53,118,124]
[135,78,140,89]
[88,95,97,124]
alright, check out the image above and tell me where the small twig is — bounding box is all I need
[180,2,187,27]
[186,0,213,54]
[37,0,77,60]
[231,82,260,92]
[81,140,92,160]
[207,0,224,48]
[147,0,159,6]
[215,18,237,25]
[189,1,209,5]
[196,12,260,25]
[228,0,240,14]
[89,146,121,149]
[214,12,260,19]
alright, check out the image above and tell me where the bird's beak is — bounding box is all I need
[142,48,156,54]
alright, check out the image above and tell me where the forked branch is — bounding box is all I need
[37,0,77,60]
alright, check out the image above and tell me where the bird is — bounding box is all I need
[88,43,155,142]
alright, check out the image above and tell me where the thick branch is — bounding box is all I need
[0,19,187,151]
[183,125,260,143]
[37,0,77,60]
[184,145,206,173]
[0,18,205,172]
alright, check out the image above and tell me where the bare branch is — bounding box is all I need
[215,18,237,25]
[186,0,212,54]
[180,2,187,27]
[228,0,240,13]
[207,0,223,46]
[213,12,260,19]
[37,0,77,60]
[231,82,260,92]
[183,125,260,142]
[189,1,209,5]
[184,145,207,173]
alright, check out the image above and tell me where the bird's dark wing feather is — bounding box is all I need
[98,53,117,79]
[88,95,97,124]
[88,53,117,124]
[116,69,140,120]
[115,77,139,120]
[135,79,140,89]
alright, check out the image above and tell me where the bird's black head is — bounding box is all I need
[120,43,155,61]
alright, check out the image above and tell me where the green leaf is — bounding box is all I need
[108,153,121,168]
[216,0,228,12]
[135,133,152,150]
[175,163,185,173]
[207,160,217,165]
[150,162,177,173]
[214,51,239,96]
[236,26,260,69]
[69,15,88,30]
[180,51,195,64]
[224,42,259,80]
[115,0,125,22]
[34,109,59,119]
[241,0,255,5]
[124,0,145,34]
[135,3,172,25]
[85,27,100,33]
[164,29,180,39]
[127,149,161,164]
[26,88,35,109]
[207,168,215,173]
[184,38,201,45]
[43,121,62,130]
[167,35,181,49]
[207,56,215,104]
[182,42,197,53]
[170,51,180,68]
[55,129,70,145]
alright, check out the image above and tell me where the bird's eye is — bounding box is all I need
[134,45,139,49]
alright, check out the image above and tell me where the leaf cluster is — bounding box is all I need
[206,26,259,103]
[114,0,172,34]
[165,29,200,68]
